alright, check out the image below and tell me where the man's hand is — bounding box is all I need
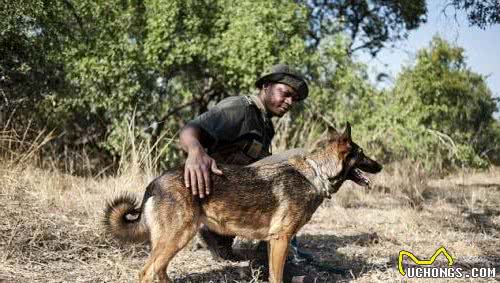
[184,147,223,198]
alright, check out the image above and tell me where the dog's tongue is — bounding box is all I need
[352,168,370,186]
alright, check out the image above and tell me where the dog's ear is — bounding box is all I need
[341,122,352,141]
[327,125,339,136]
[311,125,340,152]
[328,125,339,135]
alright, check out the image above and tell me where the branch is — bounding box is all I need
[61,0,89,43]
[150,88,223,145]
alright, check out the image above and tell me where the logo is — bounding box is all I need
[398,247,496,279]
[398,247,454,276]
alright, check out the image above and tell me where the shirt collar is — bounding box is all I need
[249,95,272,118]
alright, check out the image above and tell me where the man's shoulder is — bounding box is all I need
[215,96,253,110]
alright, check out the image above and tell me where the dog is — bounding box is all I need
[103,123,382,283]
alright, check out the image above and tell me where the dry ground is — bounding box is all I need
[0,162,499,283]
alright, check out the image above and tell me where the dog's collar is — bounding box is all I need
[305,158,333,198]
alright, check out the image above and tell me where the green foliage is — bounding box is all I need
[278,36,499,171]
[1,0,314,169]
[0,0,71,125]
[389,37,498,167]
[450,0,500,28]
[1,0,498,173]
[302,0,427,56]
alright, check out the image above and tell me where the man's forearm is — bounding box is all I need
[180,125,205,154]
[180,125,223,197]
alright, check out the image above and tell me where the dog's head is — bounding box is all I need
[313,122,382,189]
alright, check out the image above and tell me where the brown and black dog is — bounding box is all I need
[104,123,382,283]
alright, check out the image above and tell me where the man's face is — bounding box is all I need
[262,83,299,117]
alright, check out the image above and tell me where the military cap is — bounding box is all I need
[255,64,309,100]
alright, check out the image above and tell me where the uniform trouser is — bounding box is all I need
[198,225,241,260]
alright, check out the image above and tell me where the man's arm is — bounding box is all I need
[179,125,223,199]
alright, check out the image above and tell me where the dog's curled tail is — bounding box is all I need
[103,194,149,243]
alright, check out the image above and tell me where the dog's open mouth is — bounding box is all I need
[348,168,370,186]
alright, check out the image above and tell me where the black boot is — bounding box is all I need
[289,237,313,264]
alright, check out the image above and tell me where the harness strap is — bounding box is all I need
[305,158,332,198]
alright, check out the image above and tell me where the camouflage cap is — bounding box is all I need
[255,64,309,100]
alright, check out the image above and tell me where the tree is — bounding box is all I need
[302,0,427,56]
[0,1,73,127]
[3,0,496,172]
[446,0,500,28]
[392,36,499,166]
[1,0,313,170]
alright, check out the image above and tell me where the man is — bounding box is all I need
[179,64,312,274]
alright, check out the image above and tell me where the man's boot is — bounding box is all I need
[289,237,313,264]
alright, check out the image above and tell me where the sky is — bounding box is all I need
[358,0,500,105]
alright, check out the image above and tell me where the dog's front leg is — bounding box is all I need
[268,234,291,283]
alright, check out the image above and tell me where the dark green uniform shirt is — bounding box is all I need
[186,96,274,165]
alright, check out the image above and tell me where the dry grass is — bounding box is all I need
[1,156,499,282]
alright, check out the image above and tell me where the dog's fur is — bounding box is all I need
[104,123,382,283]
